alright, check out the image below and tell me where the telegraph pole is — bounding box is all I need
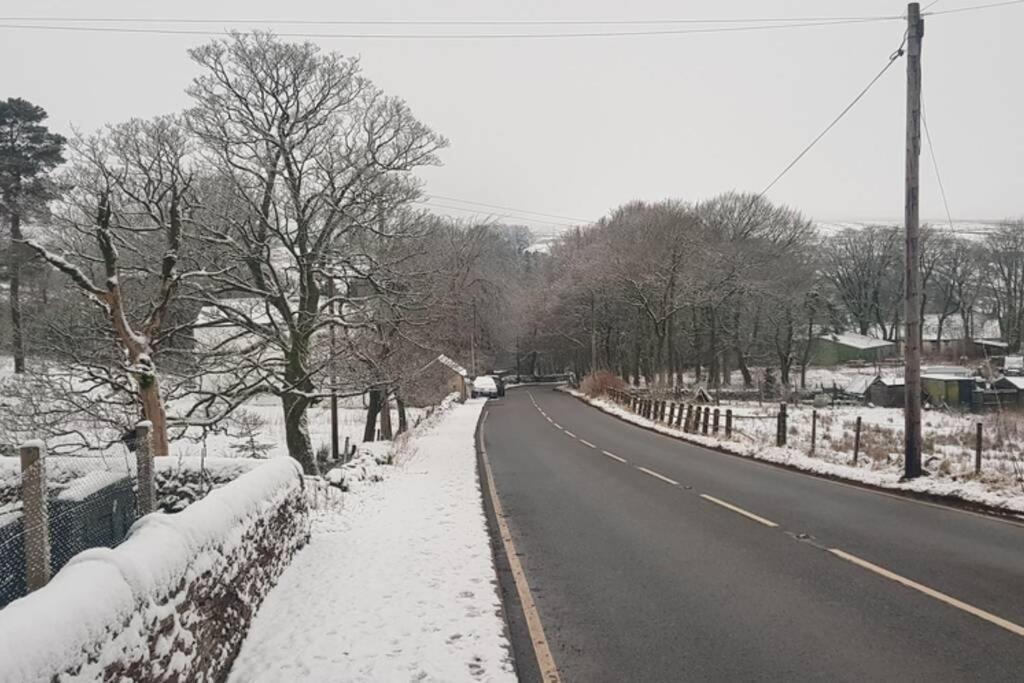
[328,276,339,461]
[903,2,924,479]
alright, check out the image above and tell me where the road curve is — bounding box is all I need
[482,387,1024,682]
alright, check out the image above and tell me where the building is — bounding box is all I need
[867,376,905,407]
[811,332,898,366]
[921,373,978,408]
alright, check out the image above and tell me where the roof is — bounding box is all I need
[437,354,468,377]
[997,376,1024,390]
[819,332,895,351]
[844,374,878,395]
[877,376,905,387]
[922,373,978,382]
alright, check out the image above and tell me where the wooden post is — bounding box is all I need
[136,420,156,515]
[712,408,720,435]
[903,1,925,480]
[853,416,863,465]
[691,406,700,433]
[20,440,51,591]
[676,403,685,428]
[343,436,351,463]
[684,404,693,432]
[659,401,667,422]
[975,422,983,475]
[668,402,676,426]
[776,403,788,447]
[725,409,733,438]
[702,406,710,435]
[810,410,818,456]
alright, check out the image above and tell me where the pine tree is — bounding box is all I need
[0,98,65,372]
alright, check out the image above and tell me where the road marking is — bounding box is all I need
[552,423,562,430]
[545,416,553,423]
[602,450,627,463]
[480,413,562,682]
[564,431,577,438]
[828,548,1024,638]
[579,439,596,449]
[636,466,679,486]
[700,494,778,528]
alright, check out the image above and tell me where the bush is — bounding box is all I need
[580,371,627,398]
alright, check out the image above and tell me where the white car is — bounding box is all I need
[472,375,500,398]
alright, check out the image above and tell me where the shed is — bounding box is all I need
[921,374,978,408]
[867,376,905,407]
[843,374,878,398]
[811,333,897,366]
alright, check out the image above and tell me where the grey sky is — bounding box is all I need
[2,0,1021,231]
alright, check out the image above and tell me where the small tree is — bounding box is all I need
[0,98,66,373]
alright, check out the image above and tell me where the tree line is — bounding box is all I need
[0,33,532,473]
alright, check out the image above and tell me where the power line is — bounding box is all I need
[0,16,900,40]
[0,14,902,26]
[926,0,1024,16]
[415,201,579,228]
[758,32,908,197]
[921,102,956,232]
[426,195,592,223]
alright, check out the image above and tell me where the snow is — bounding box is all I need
[229,398,515,683]
[820,332,894,350]
[0,457,304,681]
[55,470,128,502]
[569,389,1024,516]
[843,374,877,396]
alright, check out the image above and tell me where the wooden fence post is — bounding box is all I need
[810,410,818,456]
[690,406,699,433]
[685,404,694,432]
[676,403,685,428]
[975,422,983,475]
[853,416,862,465]
[712,408,720,435]
[343,436,351,462]
[702,406,710,435]
[136,420,156,515]
[20,440,51,591]
[660,401,667,422]
[776,403,788,447]
[725,409,733,438]
[668,402,676,426]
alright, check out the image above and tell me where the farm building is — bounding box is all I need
[877,315,1006,358]
[921,373,979,408]
[810,333,897,365]
[866,376,905,407]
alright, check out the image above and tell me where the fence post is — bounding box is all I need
[691,405,700,433]
[810,410,818,456]
[136,420,156,515]
[712,408,720,435]
[853,416,862,465]
[725,409,733,438]
[668,402,676,426]
[702,406,710,435]
[20,440,51,592]
[776,403,788,447]
[343,436,350,462]
[659,401,667,422]
[676,403,685,428]
[975,422,983,475]
[685,404,694,432]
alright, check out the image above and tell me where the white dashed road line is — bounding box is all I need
[564,431,577,438]
[700,494,779,528]
[579,439,596,449]
[602,450,627,463]
[636,467,680,486]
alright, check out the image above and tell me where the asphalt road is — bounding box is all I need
[481,387,1024,682]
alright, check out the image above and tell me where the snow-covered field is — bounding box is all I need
[229,398,515,682]
[570,389,1024,516]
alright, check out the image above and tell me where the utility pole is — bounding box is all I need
[470,299,477,377]
[903,2,924,479]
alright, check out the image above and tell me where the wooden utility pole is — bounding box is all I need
[328,277,339,461]
[904,2,924,479]
[470,299,477,377]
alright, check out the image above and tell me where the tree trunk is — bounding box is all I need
[395,392,408,435]
[282,392,316,474]
[363,389,381,442]
[138,375,170,457]
[8,212,25,373]
[379,390,393,440]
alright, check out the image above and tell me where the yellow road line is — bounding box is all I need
[700,494,778,528]
[480,413,562,682]
[579,439,596,449]
[828,548,1024,638]
[603,450,627,463]
[636,466,680,486]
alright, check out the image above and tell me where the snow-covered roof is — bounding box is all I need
[820,332,895,350]
[922,373,977,382]
[878,376,905,387]
[922,365,972,377]
[997,376,1024,390]
[437,354,468,377]
[843,374,878,395]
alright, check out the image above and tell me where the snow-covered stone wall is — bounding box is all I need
[0,457,309,681]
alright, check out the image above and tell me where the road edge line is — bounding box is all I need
[700,494,779,528]
[479,411,562,682]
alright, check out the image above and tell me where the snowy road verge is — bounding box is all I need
[229,398,515,682]
[565,389,1024,517]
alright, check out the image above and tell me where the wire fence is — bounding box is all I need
[0,423,154,609]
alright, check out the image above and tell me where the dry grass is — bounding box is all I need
[581,370,628,398]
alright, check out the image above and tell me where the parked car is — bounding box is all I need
[472,375,500,398]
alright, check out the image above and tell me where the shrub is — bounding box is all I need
[580,371,627,398]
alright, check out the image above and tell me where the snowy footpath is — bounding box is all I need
[228,399,516,682]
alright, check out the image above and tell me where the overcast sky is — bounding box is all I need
[2,0,1021,232]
